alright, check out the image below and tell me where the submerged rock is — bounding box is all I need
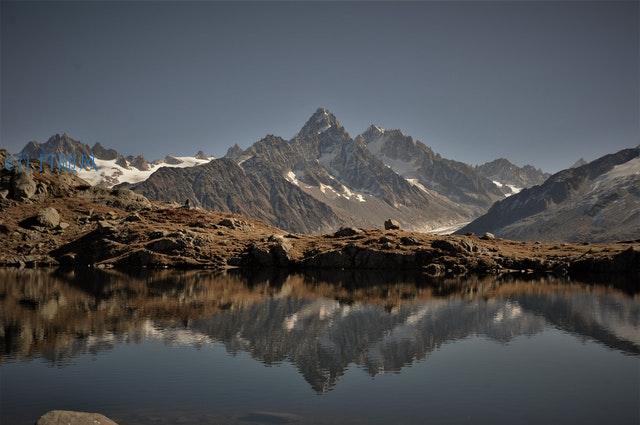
[36,410,118,425]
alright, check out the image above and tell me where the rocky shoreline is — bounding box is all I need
[1,158,639,279]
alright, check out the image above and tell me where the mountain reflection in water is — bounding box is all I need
[1,269,638,394]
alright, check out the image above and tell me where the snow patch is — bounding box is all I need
[406,178,430,193]
[237,155,253,166]
[285,170,300,186]
[492,180,521,197]
[590,156,640,193]
[506,184,522,194]
[76,155,214,187]
[601,156,640,180]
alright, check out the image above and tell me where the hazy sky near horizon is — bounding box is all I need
[1,1,638,172]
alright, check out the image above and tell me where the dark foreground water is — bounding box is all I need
[0,269,638,425]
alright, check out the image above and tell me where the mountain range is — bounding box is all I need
[19,133,214,187]
[459,147,640,242]
[10,108,638,241]
[123,108,548,232]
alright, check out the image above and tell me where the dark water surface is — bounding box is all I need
[0,269,638,425]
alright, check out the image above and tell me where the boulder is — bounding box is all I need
[146,237,187,254]
[108,188,152,210]
[431,239,461,254]
[218,218,240,229]
[267,234,286,243]
[247,244,274,266]
[125,213,142,222]
[302,249,351,268]
[333,227,362,237]
[36,207,61,228]
[384,219,401,230]
[380,241,394,250]
[36,410,118,425]
[271,240,292,266]
[113,249,166,267]
[11,171,37,200]
[400,236,420,246]
[459,239,478,253]
[451,263,468,275]
[424,263,445,276]
[149,230,168,239]
[245,239,292,267]
[481,232,496,240]
[97,220,116,232]
[58,253,77,268]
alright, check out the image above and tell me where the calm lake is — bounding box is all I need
[0,269,638,425]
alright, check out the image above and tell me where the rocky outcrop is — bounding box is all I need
[163,155,183,165]
[115,156,129,169]
[92,142,119,160]
[36,410,118,425]
[384,219,400,230]
[10,171,37,200]
[194,150,209,160]
[127,155,150,171]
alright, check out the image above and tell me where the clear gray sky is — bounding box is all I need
[1,1,638,172]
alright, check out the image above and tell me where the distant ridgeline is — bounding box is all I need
[2,150,97,174]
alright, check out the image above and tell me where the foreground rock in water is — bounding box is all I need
[0,165,638,278]
[36,410,118,425]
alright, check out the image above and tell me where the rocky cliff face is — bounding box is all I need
[459,147,640,242]
[476,158,549,194]
[358,125,506,214]
[127,155,342,233]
